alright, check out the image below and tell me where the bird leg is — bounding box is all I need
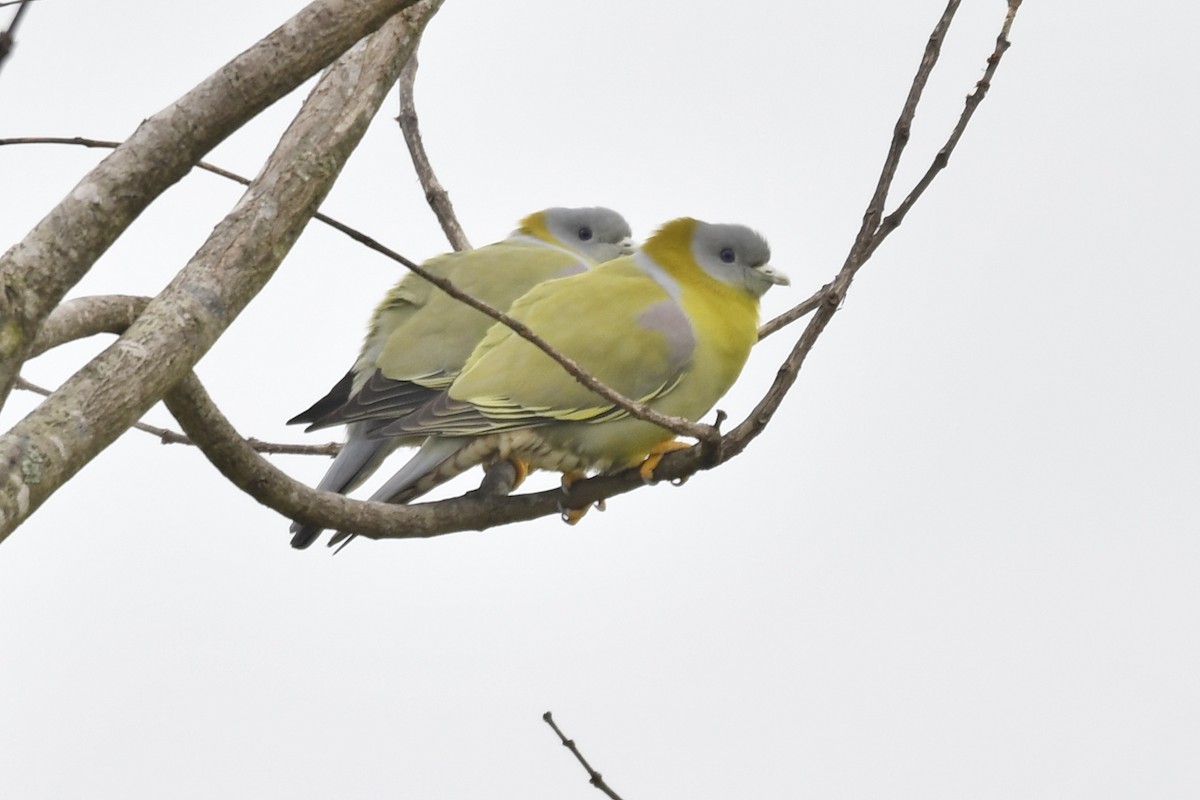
[476,457,531,497]
[638,439,691,482]
[504,457,531,490]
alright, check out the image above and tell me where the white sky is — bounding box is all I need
[1,1,1198,798]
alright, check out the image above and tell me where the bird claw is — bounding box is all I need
[557,470,598,525]
[557,498,606,525]
[559,506,587,525]
[638,440,691,483]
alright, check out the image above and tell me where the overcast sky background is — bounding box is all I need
[1,1,1198,798]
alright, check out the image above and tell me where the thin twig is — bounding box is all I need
[396,54,470,251]
[863,0,1021,260]
[542,712,625,800]
[0,139,714,444]
[757,283,829,341]
[14,376,342,456]
[721,0,1020,465]
[0,136,390,248]
[841,0,960,291]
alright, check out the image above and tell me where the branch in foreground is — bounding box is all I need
[542,712,625,800]
[165,364,721,540]
[0,136,711,445]
[396,54,471,251]
[0,0,424,408]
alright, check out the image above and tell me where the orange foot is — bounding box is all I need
[638,440,691,482]
[559,470,597,525]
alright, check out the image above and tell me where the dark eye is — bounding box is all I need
[719,247,736,264]
[577,226,593,242]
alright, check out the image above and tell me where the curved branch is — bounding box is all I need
[0,4,441,543]
[164,367,717,541]
[0,0,423,406]
[396,54,471,251]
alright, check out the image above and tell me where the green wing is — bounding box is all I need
[385,261,699,437]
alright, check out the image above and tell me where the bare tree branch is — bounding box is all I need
[721,0,1021,465]
[757,283,827,341]
[0,4,441,543]
[396,54,471,251]
[16,373,340,457]
[26,294,149,359]
[542,712,625,800]
[863,0,1022,261]
[0,0,424,408]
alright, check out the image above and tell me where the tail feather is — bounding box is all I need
[289,422,398,549]
[368,436,475,505]
[287,369,355,427]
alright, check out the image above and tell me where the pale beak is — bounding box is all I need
[756,264,790,286]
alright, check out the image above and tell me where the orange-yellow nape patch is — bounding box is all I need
[639,217,697,276]
[515,210,554,245]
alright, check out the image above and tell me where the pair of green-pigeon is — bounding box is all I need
[288,207,788,549]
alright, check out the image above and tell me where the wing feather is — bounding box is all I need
[380,262,698,439]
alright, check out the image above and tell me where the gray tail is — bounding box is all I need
[289,423,398,549]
